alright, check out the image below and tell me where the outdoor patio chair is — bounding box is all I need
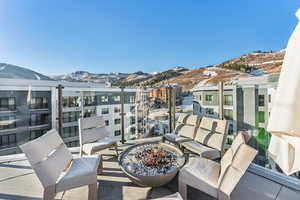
[181,117,228,160]
[79,116,119,157]
[19,129,101,200]
[178,133,257,200]
[163,114,201,145]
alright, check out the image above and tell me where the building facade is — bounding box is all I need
[149,85,182,106]
[0,78,137,155]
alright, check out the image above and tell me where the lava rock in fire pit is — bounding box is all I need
[119,142,185,187]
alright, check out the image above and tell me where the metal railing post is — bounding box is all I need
[56,84,64,135]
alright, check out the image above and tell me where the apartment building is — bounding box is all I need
[192,74,279,166]
[149,85,182,106]
[0,78,137,155]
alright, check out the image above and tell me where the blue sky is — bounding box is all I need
[0,0,299,75]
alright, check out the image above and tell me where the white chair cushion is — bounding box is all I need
[164,133,193,143]
[152,192,183,200]
[182,141,220,160]
[56,155,101,192]
[179,157,220,198]
[82,137,118,155]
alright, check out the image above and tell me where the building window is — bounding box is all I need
[228,124,234,135]
[105,120,109,126]
[30,97,49,109]
[113,95,120,102]
[114,107,120,113]
[0,134,16,147]
[258,95,265,107]
[62,126,78,138]
[205,108,214,115]
[130,116,135,125]
[0,115,16,130]
[114,118,121,125]
[114,130,121,136]
[224,95,233,106]
[30,113,49,126]
[258,111,265,123]
[101,108,109,115]
[101,95,108,103]
[84,109,96,118]
[130,127,136,135]
[130,106,135,113]
[0,97,16,111]
[268,94,271,103]
[129,95,135,104]
[205,95,213,102]
[63,96,80,107]
[66,140,79,147]
[83,96,96,106]
[224,109,233,120]
[30,129,48,140]
[63,111,81,123]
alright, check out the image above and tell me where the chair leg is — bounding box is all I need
[88,183,98,200]
[43,185,56,200]
[179,180,187,200]
[114,144,119,157]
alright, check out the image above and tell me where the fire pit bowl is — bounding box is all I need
[119,142,185,187]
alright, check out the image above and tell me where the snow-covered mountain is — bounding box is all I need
[0,63,51,80]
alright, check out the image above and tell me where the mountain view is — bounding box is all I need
[0,49,284,90]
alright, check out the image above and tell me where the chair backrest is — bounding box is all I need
[194,117,228,153]
[78,116,110,145]
[19,129,72,188]
[177,115,201,139]
[174,113,190,133]
[217,133,257,198]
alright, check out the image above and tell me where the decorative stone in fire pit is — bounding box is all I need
[119,142,185,187]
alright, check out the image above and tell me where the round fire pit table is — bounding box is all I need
[119,141,185,187]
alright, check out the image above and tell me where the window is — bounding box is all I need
[30,129,48,140]
[114,118,121,125]
[114,107,120,113]
[101,95,108,103]
[130,116,135,125]
[130,106,135,113]
[62,126,78,138]
[0,134,16,147]
[114,130,121,136]
[0,115,16,130]
[258,95,265,107]
[63,112,81,123]
[83,96,96,106]
[30,97,49,109]
[228,124,233,135]
[66,140,79,147]
[268,94,271,103]
[205,95,213,102]
[105,120,109,126]
[30,113,49,126]
[129,95,135,103]
[258,111,265,123]
[224,95,233,105]
[84,109,96,118]
[224,109,233,120]
[63,96,80,107]
[0,97,16,111]
[205,108,214,115]
[113,95,120,102]
[101,108,109,114]
[130,127,136,135]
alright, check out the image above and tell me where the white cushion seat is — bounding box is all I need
[182,140,220,160]
[180,157,220,198]
[152,192,183,200]
[56,155,101,192]
[164,133,193,143]
[82,137,119,155]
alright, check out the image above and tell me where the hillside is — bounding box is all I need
[0,63,51,80]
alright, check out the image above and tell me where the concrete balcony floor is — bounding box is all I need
[0,138,207,200]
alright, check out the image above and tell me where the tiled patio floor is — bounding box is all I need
[0,139,178,200]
